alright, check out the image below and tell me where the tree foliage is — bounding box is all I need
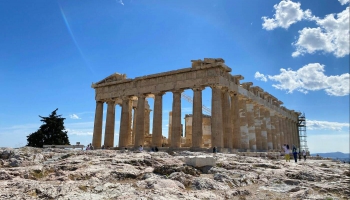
[27,109,70,148]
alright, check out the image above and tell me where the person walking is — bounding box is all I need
[292,148,298,163]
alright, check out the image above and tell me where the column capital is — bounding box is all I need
[171,89,184,94]
[154,91,166,96]
[229,91,238,96]
[210,84,222,90]
[192,86,205,91]
[137,94,147,98]
[221,87,229,92]
[122,96,132,101]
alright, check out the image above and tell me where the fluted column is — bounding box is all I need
[104,101,116,148]
[231,93,240,149]
[92,101,104,149]
[132,106,137,145]
[260,107,268,151]
[278,117,283,147]
[264,109,273,150]
[144,108,151,136]
[192,87,203,148]
[275,114,281,150]
[152,92,164,147]
[246,101,256,151]
[270,112,276,150]
[293,121,298,147]
[254,104,262,151]
[288,119,293,146]
[283,118,289,145]
[222,88,232,149]
[211,85,223,148]
[119,97,132,148]
[171,89,183,148]
[135,95,146,147]
[238,96,249,150]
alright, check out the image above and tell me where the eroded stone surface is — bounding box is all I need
[0,147,349,200]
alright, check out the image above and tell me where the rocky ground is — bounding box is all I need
[0,147,349,200]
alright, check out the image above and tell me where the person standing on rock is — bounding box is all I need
[213,146,217,154]
[283,144,290,162]
[302,150,306,161]
[139,145,143,152]
[292,147,298,163]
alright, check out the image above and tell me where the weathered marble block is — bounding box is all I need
[184,156,216,167]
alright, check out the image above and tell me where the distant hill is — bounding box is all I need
[311,152,350,159]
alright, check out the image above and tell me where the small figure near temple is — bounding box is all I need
[139,145,143,152]
[213,146,217,154]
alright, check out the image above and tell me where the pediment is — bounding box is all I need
[94,73,127,85]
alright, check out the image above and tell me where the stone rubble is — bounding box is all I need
[0,147,349,200]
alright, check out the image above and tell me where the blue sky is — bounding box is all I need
[0,0,349,153]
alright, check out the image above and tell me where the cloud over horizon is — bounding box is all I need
[255,63,350,96]
[307,120,349,131]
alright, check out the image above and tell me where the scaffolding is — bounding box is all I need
[181,93,211,115]
[298,113,309,152]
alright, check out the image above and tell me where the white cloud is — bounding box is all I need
[307,120,349,131]
[254,72,268,82]
[255,63,350,96]
[66,128,93,136]
[69,114,81,119]
[118,0,124,6]
[292,7,350,57]
[262,0,313,30]
[338,0,349,5]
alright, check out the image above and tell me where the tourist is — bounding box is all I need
[292,148,298,163]
[283,144,290,162]
[101,145,105,150]
[213,146,217,154]
[86,144,90,150]
[154,146,159,152]
[302,150,306,161]
[139,145,143,152]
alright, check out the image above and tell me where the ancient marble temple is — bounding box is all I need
[91,58,300,152]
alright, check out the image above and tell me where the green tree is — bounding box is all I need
[27,109,70,147]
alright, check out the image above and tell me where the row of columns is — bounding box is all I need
[92,85,300,151]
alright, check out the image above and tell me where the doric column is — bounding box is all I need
[270,112,276,150]
[132,106,137,145]
[238,96,249,150]
[222,88,232,149]
[293,121,298,147]
[171,89,183,148]
[254,104,262,151]
[278,117,284,148]
[144,108,151,136]
[283,118,289,145]
[152,92,164,147]
[297,121,301,148]
[135,94,146,147]
[275,114,281,150]
[92,101,104,149]
[211,85,224,148]
[260,107,268,151]
[119,97,132,148]
[104,101,116,148]
[192,87,204,148]
[246,101,256,151]
[288,119,293,146]
[231,93,240,149]
[264,109,273,150]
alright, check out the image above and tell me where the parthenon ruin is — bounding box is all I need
[91,58,301,152]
